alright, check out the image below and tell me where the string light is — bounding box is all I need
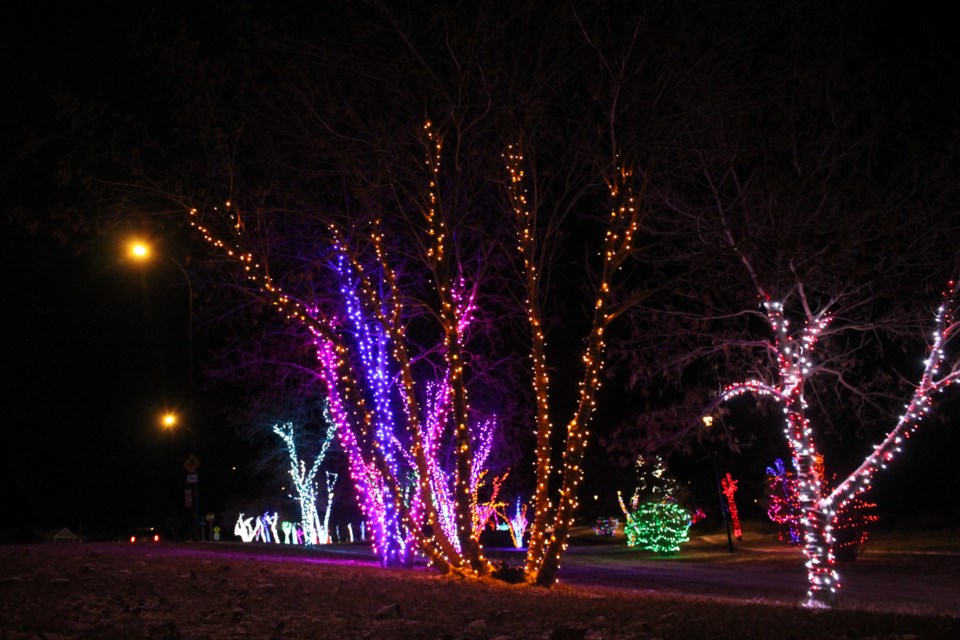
[592,517,619,536]
[506,498,530,549]
[616,456,692,554]
[618,494,692,554]
[272,409,337,546]
[506,147,642,585]
[720,473,743,540]
[191,127,645,585]
[189,125,506,578]
[766,458,803,544]
[720,280,958,607]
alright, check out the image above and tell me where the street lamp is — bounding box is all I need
[161,412,178,430]
[702,414,735,554]
[127,241,194,395]
[128,240,203,541]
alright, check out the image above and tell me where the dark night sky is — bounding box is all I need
[0,3,267,538]
[3,2,960,540]
[1,227,263,538]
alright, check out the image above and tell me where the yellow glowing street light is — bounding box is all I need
[126,237,203,540]
[161,412,179,430]
[124,238,194,389]
[129,241,151,260]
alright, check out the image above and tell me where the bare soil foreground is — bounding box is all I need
[1,531,958,639]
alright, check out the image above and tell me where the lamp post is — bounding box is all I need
[702,415,735,554]
[159,410,202,541]
[129,240,202,541]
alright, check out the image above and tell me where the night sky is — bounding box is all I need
[3,2,960,542]
[1,228,262,538]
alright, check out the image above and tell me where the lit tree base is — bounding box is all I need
[802,593,836,610]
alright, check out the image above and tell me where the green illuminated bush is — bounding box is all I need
[622,500,692,554]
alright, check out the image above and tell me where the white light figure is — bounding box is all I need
[507,498,529,549]
[281,521,297,545]
[273,404,338,546]
[263,512,279,543]
[252,516,266,543]
[234,514,256,542]
[318,471,338,544]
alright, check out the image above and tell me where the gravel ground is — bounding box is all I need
[1,539,958,639]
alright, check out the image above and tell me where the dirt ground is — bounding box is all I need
[1,537,958,639]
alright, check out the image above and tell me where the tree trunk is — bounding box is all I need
[801,504,839,608]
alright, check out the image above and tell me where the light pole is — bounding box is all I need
[158,410,202,541]
[702,415,735,553]
[129,240,202,541]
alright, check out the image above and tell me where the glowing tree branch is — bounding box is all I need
[272,407,337,545]
[190,124,641,586]
[719,279,959,608]
[506,148,644,586]
[720,473,743,540]
[331,241,409,562]
[188,126,500,577]
[507,498,529,549]
[421,123,489,574]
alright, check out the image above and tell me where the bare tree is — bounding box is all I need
[604,0,960,459]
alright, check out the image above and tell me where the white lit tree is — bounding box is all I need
[718,280,959,607]
[272,404,338,545]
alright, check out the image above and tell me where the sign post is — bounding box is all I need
[184,456,201,540]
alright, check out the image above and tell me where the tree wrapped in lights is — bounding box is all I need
[767,456,877,558]
[720,473,743,541]
[506,498,529,549]
[272,407,338,546]
[766,458,802,544]
[188,119,642,584]
[720,280,959,607]
[618,494,692,553]
[616,456,692,553]
[507,149,643,585]
[195,202,503,568]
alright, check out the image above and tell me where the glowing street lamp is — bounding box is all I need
[129,242,150,260]
[161,412,179,430]
[127,238,202,541]
[700,414,734,552]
